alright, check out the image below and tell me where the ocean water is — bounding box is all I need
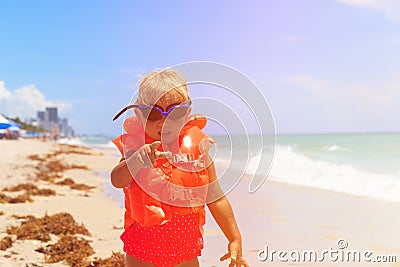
[58,136,116,150]
[61,133,400,202]
[263,133,400,202]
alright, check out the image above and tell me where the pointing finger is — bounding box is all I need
[139,148,152,167]
[150,141,161,151]
[220,253,230,261]
[199,138,214,155]
[147,141,162,163]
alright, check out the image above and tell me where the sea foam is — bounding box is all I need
[245,145,400,202]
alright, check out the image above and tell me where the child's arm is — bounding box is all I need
[110,141,170,188]
[206,161,249,267]
[110,156,136,188]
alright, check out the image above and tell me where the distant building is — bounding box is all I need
[59,118,71,137]
[35,107,74,136]
[36,111,45,129]
[29,118,39,127]
[37,111,45,122]
[46,107,58,124]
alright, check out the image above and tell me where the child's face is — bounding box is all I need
[135,90,191,144]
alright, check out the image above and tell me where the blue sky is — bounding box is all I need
[0,0,399,136]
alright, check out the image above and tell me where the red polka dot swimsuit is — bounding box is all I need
[121,213,204,267]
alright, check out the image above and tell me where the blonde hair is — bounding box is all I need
[136,68,190,105]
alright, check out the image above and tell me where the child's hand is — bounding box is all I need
[199,138,214,156]
[128,141,171,169]
[198,138,215,165]
[220,240,249,267]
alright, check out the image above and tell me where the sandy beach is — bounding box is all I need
[0,139,399,267]
[201,175,400,266]
[0,139,125,266]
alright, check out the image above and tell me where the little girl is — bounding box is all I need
[111,68,249,267]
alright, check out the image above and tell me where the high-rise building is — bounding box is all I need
[37,111,45,122]
[59,118,69,136]
[46,107,58,123]
[36,106,74,136]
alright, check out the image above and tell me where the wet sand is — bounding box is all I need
[201,172,400,266]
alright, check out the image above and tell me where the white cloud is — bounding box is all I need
[0,81,72,119]
[0,81,12,100]
[13,85,48,111]
[336,0,400,22]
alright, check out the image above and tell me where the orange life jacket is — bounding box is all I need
[113,115,212,229]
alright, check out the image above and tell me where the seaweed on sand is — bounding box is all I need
[3,183,56,196]
[53,145,93,156]
[69,164,89,170]
[56,178,95,191]
[6,212,91,242]
[35,170,61,183]
[34,158,88,174]
[83,252,125,267]
[0,192,33,204]
[0,236,13,251]
[7,213,99,266]
[36,235,94,266]
[45,160,68,173]
[0,183,56,204]
[29,155,94,190]
[27,154,45,162]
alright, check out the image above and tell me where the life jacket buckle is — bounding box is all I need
[169,187,205,208]
[169,187,188,201]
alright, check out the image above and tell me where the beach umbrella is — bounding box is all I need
[0,123,9,129]
[0,114,11,129]
[7,119,22,129]
[7,126,20,132]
